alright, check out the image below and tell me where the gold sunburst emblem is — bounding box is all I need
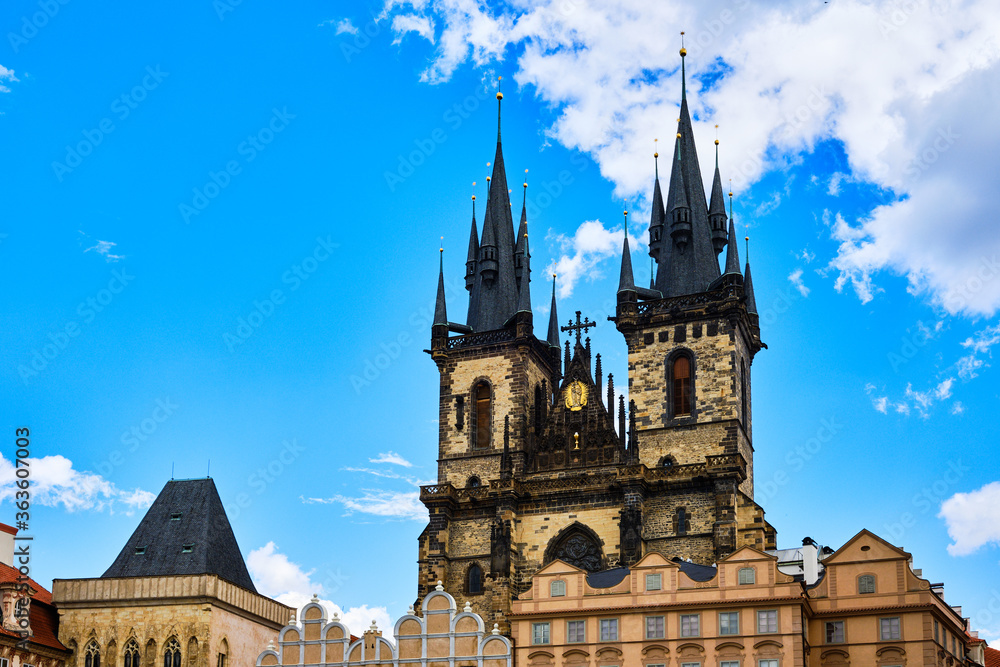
[564,380,588,412]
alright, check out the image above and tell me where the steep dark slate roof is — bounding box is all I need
[586,567,630,589]
[468,98,519,332]
[618,231,636,294]
[102,478,257,592]
[651,54,723,298]
[724,217,741,275]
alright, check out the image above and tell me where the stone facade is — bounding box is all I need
[256,585,511,667]
[52,574,290,667]
[510,530,981,667]
[419,265,775,632]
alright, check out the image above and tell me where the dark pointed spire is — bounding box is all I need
[564,339,571,370]
[434,246,448,326]
[627,399,639,463]
[595,353,602,396]
[709,136,729,256]
[680,32,688,101]
[547,274,560,348]
[618,394,626,447]
[724,190,741,276]
[466,187,479,291]
[648,141,666,261]
[515,171,528,288]
[606,373,614,421]
[516,226,532,314]
[618,208,636,294]
[744,245,758,315]
[653,46,722,297]
[468,77,518,331]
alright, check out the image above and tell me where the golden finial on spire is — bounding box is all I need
[497,75,503,101]
[680,31,686,57]
[715,124,720,146]
[472,181,476,201]
[524,168,528,189]
[677,132,682,138]
[440,236,444,253]
[654,137,659,159]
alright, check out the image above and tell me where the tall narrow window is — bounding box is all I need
[673,356,692,416]
[674,507,690,536]
[473,383,492,449]
[164,638,181,667]
[456,396,465,431]
[467,563,483,594]
[124,639,141,667]
[741,359,748,423]
[85,641,101,667]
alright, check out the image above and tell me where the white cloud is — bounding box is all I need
[84,240,124,262]
[247,542,393,636]
[957,321,1000,379]
[303,490,427,522]
[369,451,414,467]
[391,14,435,44]
[0,64,17,93]
[950,401,965,415]
[827,172,847,196]
[327,18,359,34]
[797,248,816,264]
[939,481,1000,556]
[380,0,1000,317]
[873,395,889,414]
[788,268,810,297]
[0,454,153,514]
[545,219,641,298]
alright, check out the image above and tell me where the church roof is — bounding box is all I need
[102,478,257,592]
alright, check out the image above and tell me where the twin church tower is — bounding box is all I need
[422,50,774,630]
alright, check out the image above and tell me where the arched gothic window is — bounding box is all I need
[85,640,101,667]
[124,639,141,667]
[163,637,181,667]
[672,355,692,416]
[472,382,492,449]
[467,562,483,595]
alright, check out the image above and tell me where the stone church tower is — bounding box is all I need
[419,51,776,632]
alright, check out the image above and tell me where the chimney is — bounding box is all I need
[801,537,819,585]
[0,523,16,567]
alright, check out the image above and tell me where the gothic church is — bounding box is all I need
[419,49,776,630]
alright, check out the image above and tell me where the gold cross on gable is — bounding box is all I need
[560,310,597,344]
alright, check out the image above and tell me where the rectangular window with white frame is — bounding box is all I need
[567,620,585,643]
[757,609,778,633]
[880,616,901,641]
[680,613,700,637]
[532,622,550,645]
[758,660,779,667]
[646,572,662,591]
[680,663,702,667]
[646,615,665,639]
[825,620,845,643]
[720,662,740,667]
[719,611,739,635]
[599,618,619,642]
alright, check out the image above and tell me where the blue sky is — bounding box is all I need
[2,0,1000,645]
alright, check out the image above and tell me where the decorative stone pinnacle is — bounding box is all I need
[436,580,444,591]
[464,601,472,612]
[492,623,500,635]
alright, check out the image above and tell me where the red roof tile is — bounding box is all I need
[0,562,67,652]
[985,646,1000,667]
